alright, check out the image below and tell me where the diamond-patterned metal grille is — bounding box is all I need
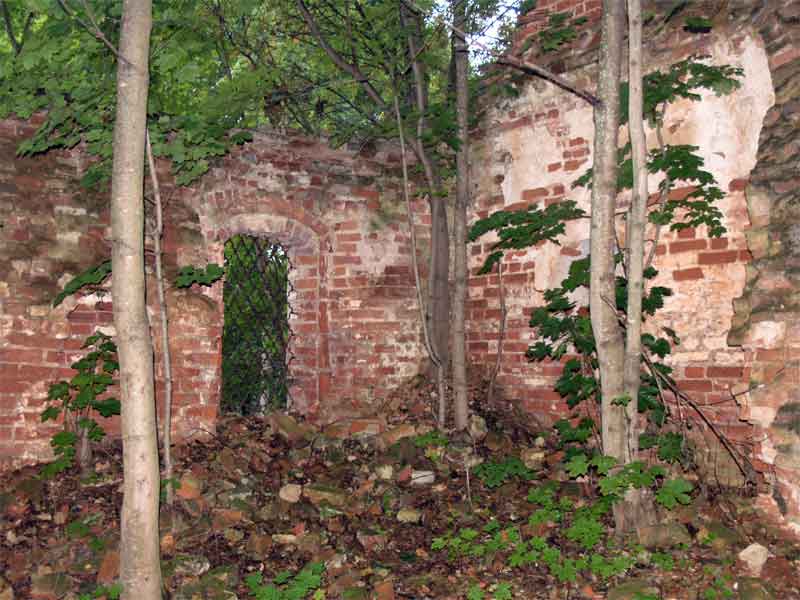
[221,235,293,414]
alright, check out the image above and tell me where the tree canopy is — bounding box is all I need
[0,0,523,187]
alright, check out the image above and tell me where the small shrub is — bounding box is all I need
[473,457,535,488]
[41,331,120,478]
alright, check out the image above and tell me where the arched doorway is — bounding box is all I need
[221,234,292,414]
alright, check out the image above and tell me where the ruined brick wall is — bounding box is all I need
[726,3,800,536]
[467,0,799,534]
[0,123,428,469]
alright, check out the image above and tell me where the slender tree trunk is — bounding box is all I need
[145,131,174,508]
[620,0,655,533]
[77,425,92,478]
[589,0,627,467]
[111,1,162,597]
[451,0,469,431]
[400,2,450,425]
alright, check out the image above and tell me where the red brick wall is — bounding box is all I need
[468,1,800,534]
[0,122,429,469]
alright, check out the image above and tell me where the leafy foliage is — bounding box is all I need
[0,0,258,186]
[52,261,112,307]
[473,456,535,488]
[77,583,122,600]
[556,443,694,513]
[432,487,634,584]
[40,331,120,477]
[538,11,588,53]
[619,57,742,126]
[413,429,450,448]
[175,263,225,288]
[467,201,585,275]
[0,0,519,188]
[574,57,740,237]
[684,16,713,34]
[245,562,325,600]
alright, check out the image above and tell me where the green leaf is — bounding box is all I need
[493,582,513,600]
[590,454,617,476]
[656,478,693,509]
[92,398,121,418]
[565,453,589,478]
[41,406,61,422]
[684,16,713,33]
[175,263,226,288]
[52,261,112,306]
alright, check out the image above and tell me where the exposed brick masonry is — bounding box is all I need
[0,122,429,468]
[467,0,800,535]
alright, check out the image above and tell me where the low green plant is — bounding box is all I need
[563,450,694,510]
[702,572,734,599]
[432,490,633,585]
[41,331,120,478]
[684,16,713,33]
[412,429,450,448]
[77,583,122,600]
[473,457,535,488]
[651,551,675,571]
[554,418,594,446]
[160,477,181,503]
[245,562,325,600]
[492,582,513,600]
[66,514,106,553]
[466,582,514,600]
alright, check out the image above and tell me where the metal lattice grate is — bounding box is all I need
[221,235,293,414]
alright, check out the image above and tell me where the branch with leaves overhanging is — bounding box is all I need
[400,0,599,106]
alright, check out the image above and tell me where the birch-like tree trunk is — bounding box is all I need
[589,0,627,473]
[618,0,654,532]
[110,0,162,596]
[451,0,470,431]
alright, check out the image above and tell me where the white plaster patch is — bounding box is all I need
[748,320,786,348]
[751,406,779,429]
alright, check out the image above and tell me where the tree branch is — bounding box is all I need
[0,0,21,55]
[400,0,599,107]
[295,0,387,108]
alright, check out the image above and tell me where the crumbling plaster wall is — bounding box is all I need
[0,121,429,469]
[468,0,800,534]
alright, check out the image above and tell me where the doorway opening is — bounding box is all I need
[221,234,292,414]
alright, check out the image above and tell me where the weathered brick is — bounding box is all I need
[673,267,704,281]
[670,239,707,253]
[698,251,739,265]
